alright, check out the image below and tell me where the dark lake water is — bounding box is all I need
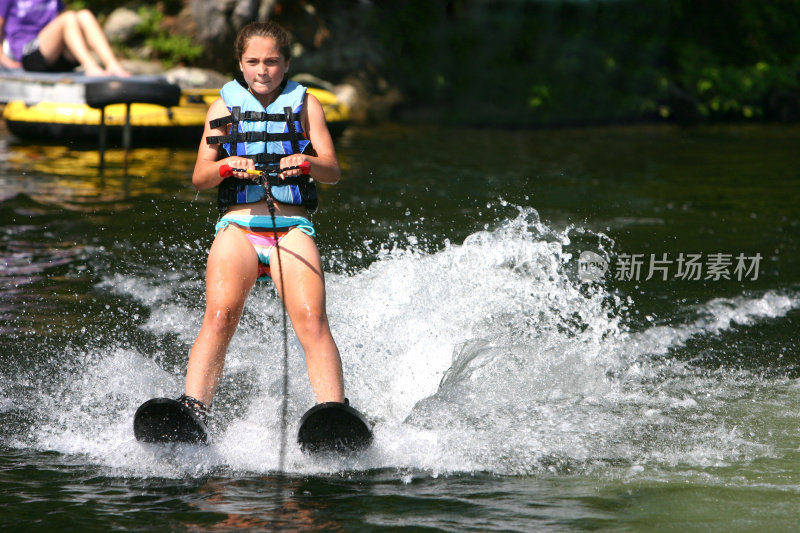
[1,121,799,531]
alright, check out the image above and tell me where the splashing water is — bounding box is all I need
[7,207,799,479]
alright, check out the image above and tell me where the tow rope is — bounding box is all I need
[218,161,311,472]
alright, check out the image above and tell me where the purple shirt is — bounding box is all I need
[0,0,63,60]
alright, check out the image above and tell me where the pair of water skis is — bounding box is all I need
[133,397,373,455]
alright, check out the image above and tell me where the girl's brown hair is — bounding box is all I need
[234,21,292,62]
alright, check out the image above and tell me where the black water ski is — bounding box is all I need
[133,398,209,445]
[297,402,373,454]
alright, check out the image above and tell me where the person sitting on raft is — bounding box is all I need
[0,0,129,76]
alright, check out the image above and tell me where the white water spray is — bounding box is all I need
[11,207,799,479]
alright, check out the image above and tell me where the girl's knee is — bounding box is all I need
[76,9,96,21]
[292,311,330,341]
[203,305,241,335]
[58,10,78,24]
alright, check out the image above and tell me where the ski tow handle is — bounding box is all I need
[219,161,311,178]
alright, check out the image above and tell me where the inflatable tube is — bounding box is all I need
[85,80,182,109]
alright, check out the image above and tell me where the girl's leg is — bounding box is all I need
[185,226,259,406]
[36,11,105,75]
[74,9,129,76]
[269,230,345,404]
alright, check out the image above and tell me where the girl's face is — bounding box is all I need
[239,36,289,105]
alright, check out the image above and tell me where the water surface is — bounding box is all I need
[1,122,799,530]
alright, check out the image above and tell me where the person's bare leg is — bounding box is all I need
[185,227,259,406]
[75,9,129,76]
[36,12,105,75]
[269,230,345,404]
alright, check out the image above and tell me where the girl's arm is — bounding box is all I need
[0,18,22,69]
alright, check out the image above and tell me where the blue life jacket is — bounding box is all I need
[206,79,317,213]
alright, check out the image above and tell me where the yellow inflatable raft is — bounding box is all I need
[2,87,350,143]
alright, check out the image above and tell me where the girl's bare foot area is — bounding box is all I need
[106,64,131,77]
[83,64,107,76]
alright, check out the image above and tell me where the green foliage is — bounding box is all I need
[662,0,800,121]
[369,0,800,125]
[135,5,203,68]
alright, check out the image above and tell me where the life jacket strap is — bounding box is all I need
[285,106,301,155]
[209,110,291,128]
[206,131,304,145]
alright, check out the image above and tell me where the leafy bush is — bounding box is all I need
[135,5,203,68]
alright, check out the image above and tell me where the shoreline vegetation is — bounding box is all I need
[11,0,800,127]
